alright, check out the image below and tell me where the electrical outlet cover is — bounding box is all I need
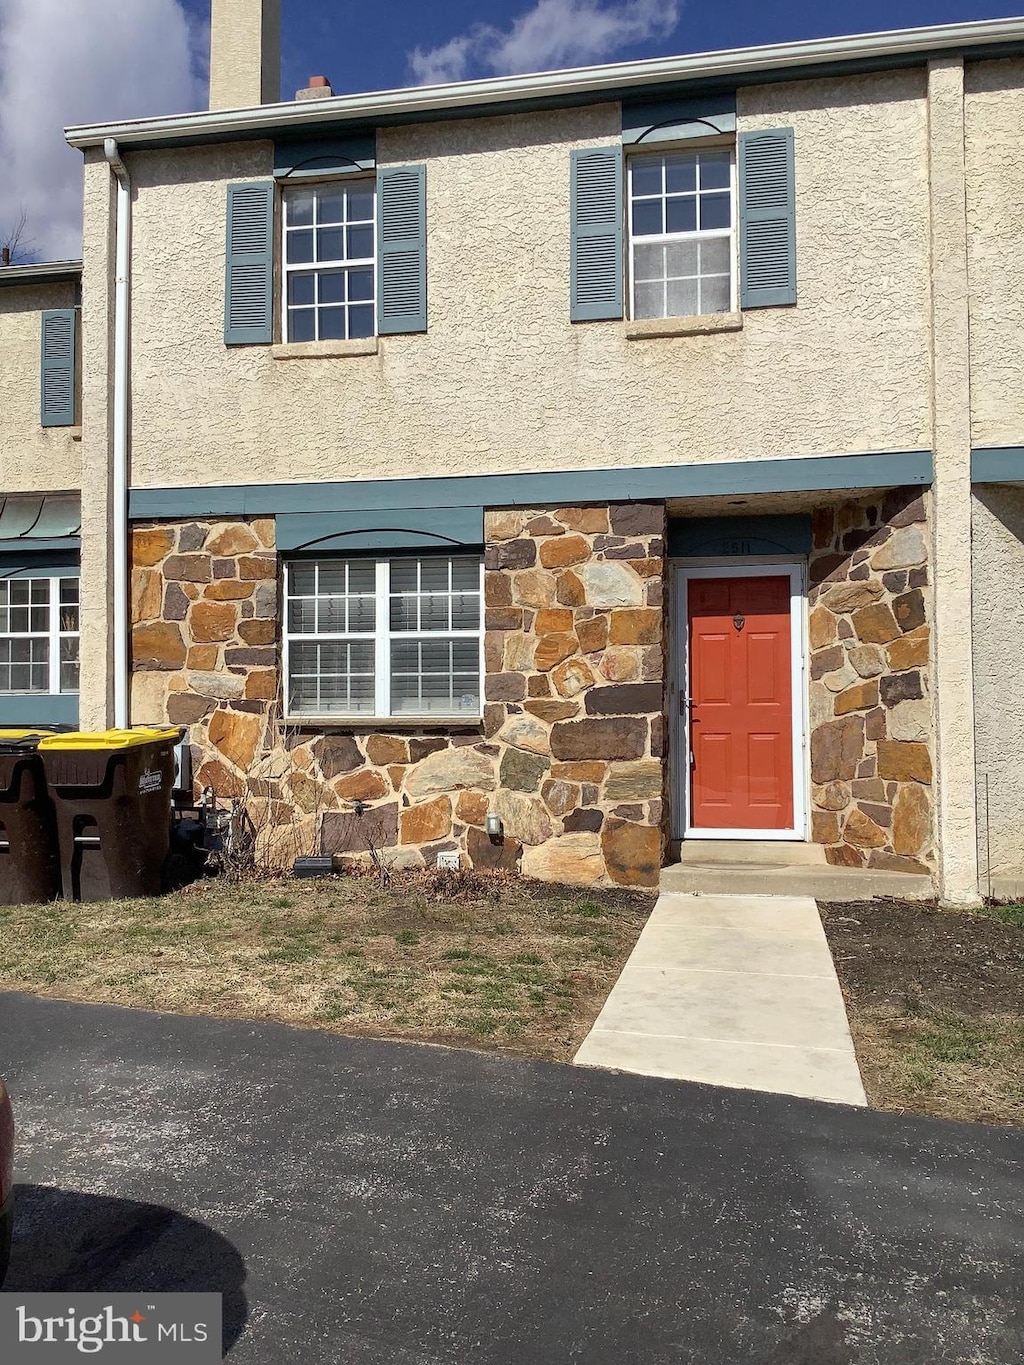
[436,851,461,871]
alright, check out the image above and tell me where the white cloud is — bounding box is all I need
[409,0,680,86]
[0,0,207,261]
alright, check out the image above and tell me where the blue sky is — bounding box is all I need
[2,0,1020,260]
[188,0,1024,97]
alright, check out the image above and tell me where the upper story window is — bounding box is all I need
[282,183,376,342]
[628,149,735,320]
[0,575,79,695]
[284,556,483,720]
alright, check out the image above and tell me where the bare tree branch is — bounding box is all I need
[1,210,37,265]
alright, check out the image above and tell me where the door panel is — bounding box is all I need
[694,731,731,808]
[687,574,794,831]
[697,632,730,703]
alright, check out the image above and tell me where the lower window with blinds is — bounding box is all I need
[0,574,80,696]
[283,556,483,720]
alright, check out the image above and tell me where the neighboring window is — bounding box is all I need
[0,576,79,695]
[628,148,735,320]
[282,182,376,342]
[284,557,482,719]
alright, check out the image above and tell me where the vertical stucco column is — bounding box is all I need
[209,0,281,108]
[928,58,981,906]
[78,150,116,730]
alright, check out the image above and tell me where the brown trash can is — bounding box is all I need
[39,728,183,901]
[0,734,62,905]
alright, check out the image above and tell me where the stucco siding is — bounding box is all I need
[123,70,931,492]
[972,486,1024,883]
[78,150,117,729]
[928,58,980,904]
[0,279,81,494]
[966,58,1024,450]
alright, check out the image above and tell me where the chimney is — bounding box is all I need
[209,0,281,109]
[295,75,334,102]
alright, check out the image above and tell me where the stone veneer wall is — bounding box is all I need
[128,506,667,888]
[482,502,666,886]
[807,488,934,873]
[130,518,279,728]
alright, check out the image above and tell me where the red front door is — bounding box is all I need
[687,575,794,831]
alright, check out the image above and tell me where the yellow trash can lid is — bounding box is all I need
[37,727,183,751]
[0,729,54,740]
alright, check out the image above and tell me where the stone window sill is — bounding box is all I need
[623,312,743,340]
[271,338,379,360]
[283,715,483,731]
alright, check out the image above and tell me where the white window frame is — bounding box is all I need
[281,179,377,343]
[0,573,80,696]
[282,557,485,722]
[627,144,738,321]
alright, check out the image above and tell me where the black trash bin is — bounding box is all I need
[39,728,183,901]
[0,731,62,905]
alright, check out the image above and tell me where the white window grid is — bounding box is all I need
[283,557,484,719]
[282,181,377,343]
[627,147,737,320]
[0,575,80,695]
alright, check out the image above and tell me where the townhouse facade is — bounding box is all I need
[3,4,1024,901]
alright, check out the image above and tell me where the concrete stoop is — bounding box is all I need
[662,840,933,900]
[575,892,868,1107]
[676,839,828,866]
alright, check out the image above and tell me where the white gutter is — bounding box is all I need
[66,17,1024,149]
[0,259,82,286]
[104,137,131,730]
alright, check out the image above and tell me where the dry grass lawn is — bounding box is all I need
[0,870,655,1063]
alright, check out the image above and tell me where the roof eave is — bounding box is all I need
[64,17,1024,152]
[0,260,83,287]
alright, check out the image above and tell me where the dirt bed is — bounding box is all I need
[820,899,1024,1126]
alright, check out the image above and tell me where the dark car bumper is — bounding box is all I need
[0,1187,12,1287]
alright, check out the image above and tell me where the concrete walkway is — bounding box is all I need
[575,893,867,1106]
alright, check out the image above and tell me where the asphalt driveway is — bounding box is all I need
[1,991,1021,1364]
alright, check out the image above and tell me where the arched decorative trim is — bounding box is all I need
[278,153,365,178]
[633,116,732,145]
[622,94,737,147]
[273,132,376,181]
[289,527,476,554]
[276,506,484,554]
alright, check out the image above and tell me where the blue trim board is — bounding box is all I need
[972,448,1024,483]
[277,507,483,552]
[0,694,78,727]
[0,548,80,579]
[273,132,375,179]
[669,514,810,558]
[622,94,736,145]
[130,451,932,522]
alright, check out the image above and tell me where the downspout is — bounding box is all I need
[104,137,130,729]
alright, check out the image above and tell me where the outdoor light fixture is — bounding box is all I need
[485,812,502,837]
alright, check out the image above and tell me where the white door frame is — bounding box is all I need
[670,558,809,841]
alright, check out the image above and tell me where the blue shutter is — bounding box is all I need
[376,165,426,335]
[40,309,78,427]
[739,128,797,309]
[570,147,622,322]
[224,181,274,344]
